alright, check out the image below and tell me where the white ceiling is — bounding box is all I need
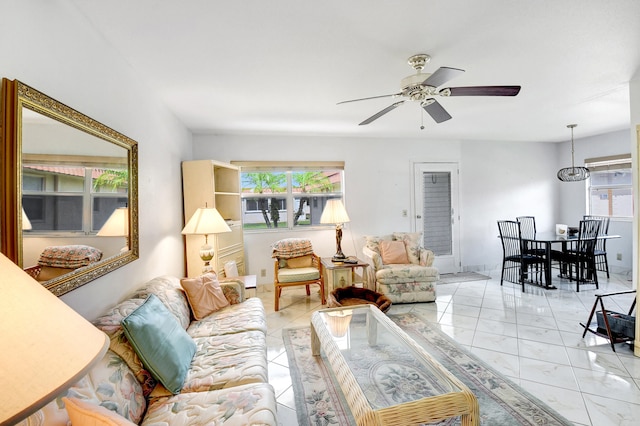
[71,0,640,143]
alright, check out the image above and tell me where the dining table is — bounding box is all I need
[520,231,620,289]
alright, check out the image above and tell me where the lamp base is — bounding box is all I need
[200,244,215,274]
[332,253,347,262]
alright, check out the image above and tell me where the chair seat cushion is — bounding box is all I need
[277,267,320,283]
[375,264,439,284]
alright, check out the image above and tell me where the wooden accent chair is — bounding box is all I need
[272,238,325,311]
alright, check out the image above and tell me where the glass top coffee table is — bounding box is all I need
[311,305,479,425]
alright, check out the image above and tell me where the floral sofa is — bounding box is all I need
[17,275,277,425]
[362,233,439,303]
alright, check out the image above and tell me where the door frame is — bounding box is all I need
[411,161,461,273]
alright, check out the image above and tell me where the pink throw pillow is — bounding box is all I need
[63,397,136,426]
[379,240,409,264]
[180,273,230,320]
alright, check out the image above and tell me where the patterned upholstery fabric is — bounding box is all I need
[187,297,267,338]
[376,264,440,283]
[142,383,277,426]
[377,281,438,304]
[129,275,192,329]
[271,238,313,259]
[363,233,439,304]
[38,245,102,268]
[15,351,146,426]
[182,331,268,393]
[21,274,276,425]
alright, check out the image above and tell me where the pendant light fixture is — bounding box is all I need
[557,124,590,182]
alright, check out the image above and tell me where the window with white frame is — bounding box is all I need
[22,162,128,233]
[233,161,345,231]
[585,154,633,219]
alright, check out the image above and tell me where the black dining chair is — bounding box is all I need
[584,215,610,278]
[552,219,600,292]
[516,216,546,256]
[516,216,536,235]
[498,220,547,292]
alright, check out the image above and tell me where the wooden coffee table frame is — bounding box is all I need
[311,305,479,426]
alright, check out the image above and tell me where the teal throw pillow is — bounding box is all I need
[121,294,196,394]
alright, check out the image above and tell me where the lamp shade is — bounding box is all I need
[21,208,32,230]
[97,207,128,237]
[0,253,109,424]
[181,207,232,235]
[320,199,350,225]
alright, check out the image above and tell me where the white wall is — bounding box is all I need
[459,140,560,271]
[193,133,565,284]
[1,0,191,320]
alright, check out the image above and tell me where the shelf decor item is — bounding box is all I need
[181,206,231,273]
[320,199,350,262]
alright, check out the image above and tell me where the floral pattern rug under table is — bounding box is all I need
[283,312,573,426]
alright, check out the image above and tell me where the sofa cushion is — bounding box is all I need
[93,298,158,396]
[380,240,409,264]
[18,350,146,426]
[129,275,192,330]
[188,297,267,338]
[277,267,320,282]
[122,294,196,394]
[375,264,440,284]
[63,397,136,426]
[151,330,268,397]
[142,383,277,426]
[377,281,437,303]
[180,273,229,320]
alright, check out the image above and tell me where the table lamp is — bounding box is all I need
[0,253,109,425]
[22,208,32,230]
[181,206,231,273]
[97,207,129,252]
[320,199,350,261]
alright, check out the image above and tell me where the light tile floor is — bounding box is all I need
[255,270,639,426]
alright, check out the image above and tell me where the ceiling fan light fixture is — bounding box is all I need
[557,124,590,182]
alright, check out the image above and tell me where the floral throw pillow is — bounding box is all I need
[363,235,392,255]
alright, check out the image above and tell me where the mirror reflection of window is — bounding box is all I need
[22,164,128,233]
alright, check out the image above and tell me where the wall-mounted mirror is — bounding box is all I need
[1,79,138,296]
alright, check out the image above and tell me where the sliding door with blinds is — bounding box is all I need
[413,162,460,273]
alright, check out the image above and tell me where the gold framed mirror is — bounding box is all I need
[1,79,138,296]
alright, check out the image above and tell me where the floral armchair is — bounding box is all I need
[362,233,439,303]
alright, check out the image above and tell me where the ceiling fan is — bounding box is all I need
[338,54,521,126]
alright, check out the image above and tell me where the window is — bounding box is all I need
[234,161,345,231]
[585,154,633,219]
[22,164,128,233]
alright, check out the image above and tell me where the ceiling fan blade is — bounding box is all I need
[359,101,405,125]
[422,99,452,123]
[422,67,465,87]
[447,86,521,96]
[337,92,402,105]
